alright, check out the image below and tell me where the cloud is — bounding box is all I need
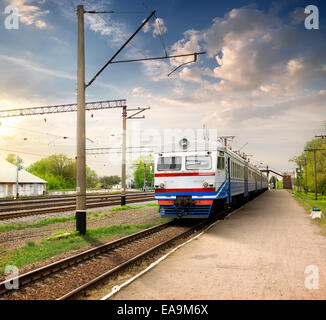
[179,67,202,83]
[84,13,128,46]
[153,18,167,37]
[142,17,167,37]
[0,54,75,80]
[132,87,152,99]
[165,6,326,115]
[8,0,49,29]
[170,7,326,92]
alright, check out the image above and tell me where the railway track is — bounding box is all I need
[0,193,155,221]
[0,192,151,208]
[0,219,210,300]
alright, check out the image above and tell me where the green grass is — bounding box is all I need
[0,203,158,233]
[0,221,167,274]
[0,216,76,233]
[110,203,158,212]
[291,190,326,235]
[292,190,326,212]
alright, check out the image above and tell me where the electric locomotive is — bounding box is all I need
[154,138,268,219]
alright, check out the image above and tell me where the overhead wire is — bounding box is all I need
[82,0,151,60]
[153,12,168,57]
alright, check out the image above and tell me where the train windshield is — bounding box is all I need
[157,156,182,171]
[186,155,211,170]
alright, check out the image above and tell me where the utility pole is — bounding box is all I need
[143,163,146,192]
[313,149,317,200]
[304,153,307,194]
[299,165,302,192]
[121,106,127,205]
[76,5,86,234]
[15,156,23,200]
[121,106,150,205]
[305,148,326,200]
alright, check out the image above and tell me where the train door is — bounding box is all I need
[244,164,248,199]
[226,157,231,204]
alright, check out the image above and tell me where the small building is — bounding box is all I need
[283,173,293,189]
[0,161,47,198]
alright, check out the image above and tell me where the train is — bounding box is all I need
[154,138,268,219]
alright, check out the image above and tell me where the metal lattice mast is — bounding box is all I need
[0,100,127,118]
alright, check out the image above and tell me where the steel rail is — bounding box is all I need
[0,221,175,296]
[0,194,155,220]
[0,192,154,211]
[0,192,153,206]
[58,220,210,300]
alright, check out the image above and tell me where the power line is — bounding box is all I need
[0,148,51,157]
[153,12,168,57]
[82,0,150,60]
[86,10,156,88]
[0,122,70,139]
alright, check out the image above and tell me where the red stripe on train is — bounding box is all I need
[155,188,215,193]
[158,200,213,206]
[155,172,215,177]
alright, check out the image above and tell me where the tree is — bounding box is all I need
[100,175,121,188]
[86,167,99,189]
[131,155,154,189]
[290,125,326,194]
[6,153,23,166]
[27,154,99,190]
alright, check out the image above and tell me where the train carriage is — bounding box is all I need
[154,138,268,219]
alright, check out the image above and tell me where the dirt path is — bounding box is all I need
[112,190,326,300]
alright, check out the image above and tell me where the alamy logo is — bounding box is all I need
[4,265,19,290]
[4,5,19,30]
[304,265,319,290]
[304,5,319,30]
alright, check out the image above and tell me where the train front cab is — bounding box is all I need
[154,152,226,219]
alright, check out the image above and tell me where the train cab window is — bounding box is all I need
[186,155,211,170]
[217,156,225,170]
[157,156,182,171]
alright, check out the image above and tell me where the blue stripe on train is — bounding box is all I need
[156,180,226,198]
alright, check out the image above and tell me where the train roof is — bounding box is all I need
[156,138,265,175]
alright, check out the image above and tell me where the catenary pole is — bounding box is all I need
[313,149,317,200]
[304,153,307,193]
[121,106,127,205]
[76,5,86,234]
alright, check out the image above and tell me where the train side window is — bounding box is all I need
[217,157,225,170]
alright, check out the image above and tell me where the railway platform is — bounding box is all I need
[111,190,326,299]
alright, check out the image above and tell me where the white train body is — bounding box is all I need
[154,140,268,219]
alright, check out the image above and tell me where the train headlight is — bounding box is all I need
[179,138,189,150]
[159,183,165,189]
[203,182,209,188]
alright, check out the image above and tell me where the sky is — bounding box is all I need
[0,0,325,178]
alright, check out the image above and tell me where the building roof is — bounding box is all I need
[0,161,47,184]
